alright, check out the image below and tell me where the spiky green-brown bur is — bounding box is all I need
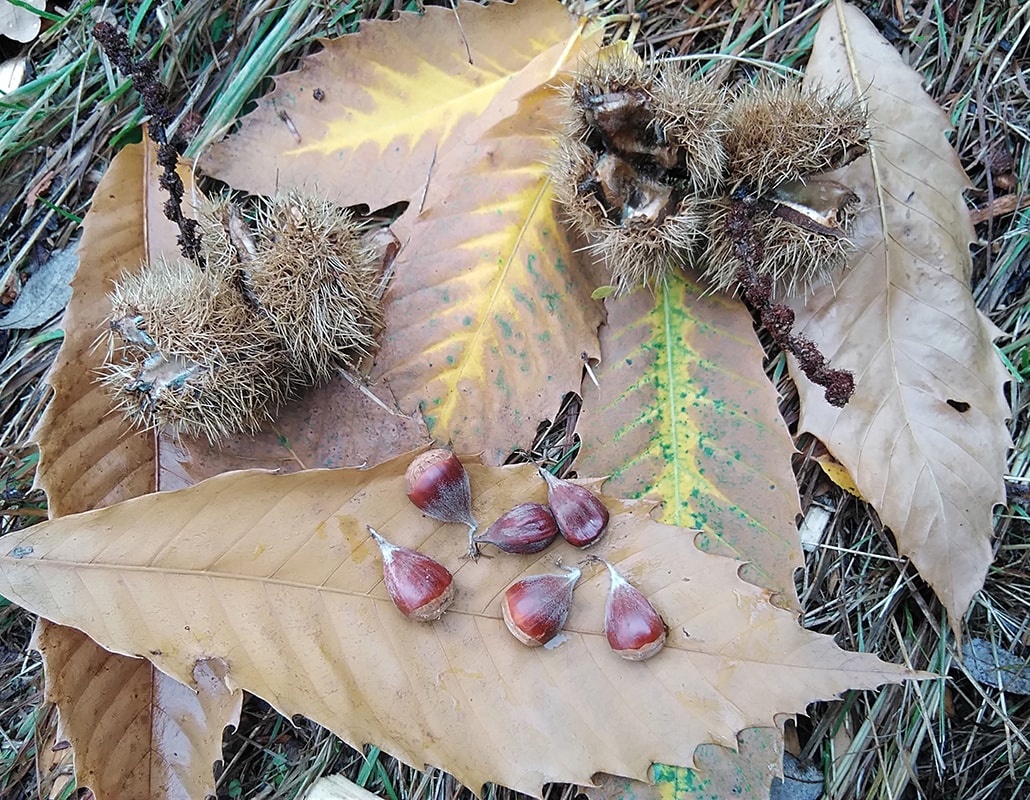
[552,46,726,294]
[245,192,386,382]
[650,66,728,192]
[102,257,294,443]
[561,44,656,151]
[722,81,868,193]
[702,180,860,295]
[551,137,706,293]
[699,82,868,296]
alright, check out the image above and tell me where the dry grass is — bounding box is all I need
[0,0,1027,798]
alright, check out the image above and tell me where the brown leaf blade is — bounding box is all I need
[33,619,241,800]
[28,141,241,800]
[794,1,1011,628]
[31,140,170,516]
[0,457,919,795]
[199,0,580,210]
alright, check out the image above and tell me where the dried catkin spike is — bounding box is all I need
[721,81,869,193]
[101,256,293,443]
[246,191,387,382]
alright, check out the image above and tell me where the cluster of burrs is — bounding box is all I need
[552,47,869,298]
[100,192,392,443]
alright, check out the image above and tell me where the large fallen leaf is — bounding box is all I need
[0,455,919,796]
[578,274,803,607]
[33,620,241,799]
[27,140,242,800]
[791,1,1011,628]
[200,0,582,211]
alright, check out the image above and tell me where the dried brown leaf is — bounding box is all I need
[33,620,241,800]
[0,456,920,796]
[792,1,1011,630]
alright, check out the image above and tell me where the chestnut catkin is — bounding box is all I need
[101,257,293,443]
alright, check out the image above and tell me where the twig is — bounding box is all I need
[726,194,855,407]
[93,22,205,269]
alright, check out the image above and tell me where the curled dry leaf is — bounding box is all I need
[0,455,922,796]
[33,620,241,800]
[791,1,1011,631]
[26,139,229,800]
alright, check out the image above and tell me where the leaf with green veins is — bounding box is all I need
[578,271,803,607]
[577,273,803,800]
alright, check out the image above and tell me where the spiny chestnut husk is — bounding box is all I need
[245,192,388,382]
[538,468,609,548]
[405,449,479,556]
[101,255,294,443]
[502,565,581,647]
[702,178,860,295]
[552,140,708,293]
[563,47,727,190]
[721,81,868,193]
[551,46,727,294]
[474,503,558,554]
[368,526,455,621]
[592,557,667,661]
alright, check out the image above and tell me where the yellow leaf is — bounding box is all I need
[372,81,604,462]
[814,454,863,498]
[200,0,584,212]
